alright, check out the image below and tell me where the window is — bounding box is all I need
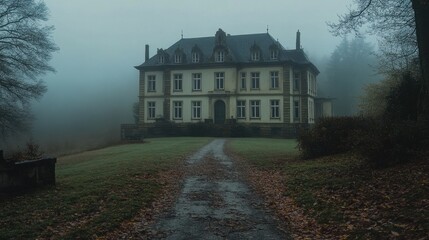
[147,75,156,92]
[271,50,278,60]
[174,54,182,63]
[215,51,224,62]
[270,100,280,118]
[173,74,182,91]
[215,72,224,90]
[148,101,156,119]
[293,72,301,91]
[236,100,246,119]
[173,101,182,119]
[270,71,279,89]
[309,99,314,123]
[250,100,260,118]
[240,72,246,90]
[192,73,202,91]
[293,100,300,121]
[251,72,260,89]
[251,51,260,61]
[191,101,201,119]
[192,52,200,63]
[308,73,316,95]
[159,55,164,64]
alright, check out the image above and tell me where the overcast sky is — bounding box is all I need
[29,0,354,148]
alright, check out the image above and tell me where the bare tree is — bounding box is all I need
[329,0,429,117]
[0,0,58,136]
[329,0,416,70]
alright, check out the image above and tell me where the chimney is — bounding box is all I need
[296,30,301,50]
[145,44,149,62]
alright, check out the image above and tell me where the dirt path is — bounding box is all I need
[150,139,289,239]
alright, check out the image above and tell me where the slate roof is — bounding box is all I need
[137,30,318,73]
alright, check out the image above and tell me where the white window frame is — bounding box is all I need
[148,101,156,119]
[236,100,246,119]
[270,100,280,119]
[192,52,199,63]
[251,72,260,89]
[270,71,279,89]
[250,100,260,119]
[293,72,301,91]
[215,51,224,62]
[271,50,278,60]
[159,55,164,64]
[240,72,246,90]
[173,101,182,119]
[173,74,183,92]
[215,72,224,90]
[251,51,260,61]
[191,101,201,119]
[147,75,156,92]
[293,100,300,121]
[309,99,314,123]
[192,73,202,91]
[174,54,182,63]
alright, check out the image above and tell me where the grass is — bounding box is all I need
[0,137,212,239]
[228,138,429,239]
[227,138,298,168]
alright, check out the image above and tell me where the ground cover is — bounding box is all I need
[227,138,429,239]
[0,137,211,239]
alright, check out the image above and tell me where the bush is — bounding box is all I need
[148,120,183,136]
[354,119,428,167]
[187,122,215,136]
[297,116,371,159]
[9,140,44,161]
[230,124,251,137]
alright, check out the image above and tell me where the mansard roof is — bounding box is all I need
[136,30,318,73]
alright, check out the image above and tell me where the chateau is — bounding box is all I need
[125,29,328,138]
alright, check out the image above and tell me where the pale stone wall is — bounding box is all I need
[138,65,318,125]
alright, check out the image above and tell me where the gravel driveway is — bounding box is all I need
[151,139,289,239]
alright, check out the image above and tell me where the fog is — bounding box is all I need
[4,1,373,153]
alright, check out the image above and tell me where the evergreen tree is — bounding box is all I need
[323,37,379,115]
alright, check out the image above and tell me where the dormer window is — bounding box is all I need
[270,50,278,60]
[174,54,182,63]
[192,52,199,63]
[191,44,202,63]
[251,51,260,61]
[157,48,168,64]
[269,42,280,61]
[174,47,185,64]
[215,50,224,62]
[250,43,262,61]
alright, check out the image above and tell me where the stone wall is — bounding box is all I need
[0,151,56,192]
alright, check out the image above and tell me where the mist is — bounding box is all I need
[2,0,370,154]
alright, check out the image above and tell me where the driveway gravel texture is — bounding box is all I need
[148,139,290,240]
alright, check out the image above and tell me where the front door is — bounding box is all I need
[214,100,226,124]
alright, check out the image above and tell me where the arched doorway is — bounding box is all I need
[214,100,226,124]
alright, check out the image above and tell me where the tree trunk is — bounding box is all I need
[412,0,429,119]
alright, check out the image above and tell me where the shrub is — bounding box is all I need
[9,140,44,161]
[297,116,371,159]
[149,120,183,136]
[354,119,428,167]
[230,124,251,137]
[187,122,215,136]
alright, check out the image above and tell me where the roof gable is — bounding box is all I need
[137,29,316,73]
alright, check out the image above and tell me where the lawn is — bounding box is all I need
[228,138,429,239]
[0,137,212,239]
[227,138,298,168]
